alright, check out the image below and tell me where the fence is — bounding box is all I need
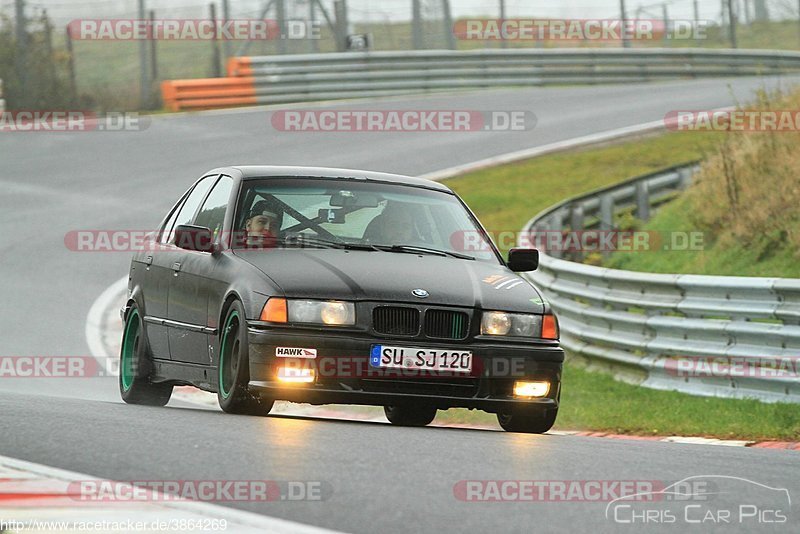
[161,47,800,111]
[522,163,800,402]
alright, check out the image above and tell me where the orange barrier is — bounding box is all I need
[226,57,253,77]
[160,76,256,111]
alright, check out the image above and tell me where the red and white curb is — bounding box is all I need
[150,389,800,450]
[0,455,342,534]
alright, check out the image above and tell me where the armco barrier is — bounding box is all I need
[161,77,256,111]
[162,47,800,111]
[522,163,800,402]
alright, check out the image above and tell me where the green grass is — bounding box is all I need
[555,362,800,440]
[444,131,722,255]
[604,194,800,277]
[435,130,800,441]
[433,362,800,440]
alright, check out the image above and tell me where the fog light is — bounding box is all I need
[276,366,315,384]
[513,380,549,398]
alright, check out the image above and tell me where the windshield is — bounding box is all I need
[235,178,500,263]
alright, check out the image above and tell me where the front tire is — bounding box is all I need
[217,301,274,416]
[119,306,173,406]
[384,405,437,427]
[497,409,557,434]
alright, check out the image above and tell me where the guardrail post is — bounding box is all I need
[570,204,585,231]
[568,204,585,261]
[600,194,614,231]
[635,181,650,221]
[550,213,563,232]
[549,213,563,259]
[600,194,614,259]
[678,166,694,189]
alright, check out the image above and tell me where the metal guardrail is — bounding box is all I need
[162,48,800,110]
[522,163,800,402]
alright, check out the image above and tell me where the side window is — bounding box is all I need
[159,199,184,244]
[195,176,233,241]
[163,175,218,245]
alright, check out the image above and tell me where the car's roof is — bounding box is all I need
[221,166,452,193]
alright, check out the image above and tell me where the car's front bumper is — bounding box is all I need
[245,325,563,415]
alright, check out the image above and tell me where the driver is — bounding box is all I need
[244,200,282,247]
[370,202,416,244]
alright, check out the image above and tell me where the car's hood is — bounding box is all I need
[234,249,546,313]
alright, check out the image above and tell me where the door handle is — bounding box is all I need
[144,255,153,266]
[172,262,182,274]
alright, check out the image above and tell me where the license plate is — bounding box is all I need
[370,345,473,373]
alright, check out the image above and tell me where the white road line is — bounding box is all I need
[0,454,345,534]
[420,118,666,182]
[84,275,127,375]
[420,105,738,182]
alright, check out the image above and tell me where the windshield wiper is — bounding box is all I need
[277,237,473,259]
[279,235,380,251]
[375,244,475,260]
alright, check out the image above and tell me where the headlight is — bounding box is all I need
[288,300,355,326]
[481,311,540,337]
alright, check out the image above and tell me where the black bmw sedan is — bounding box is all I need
[120,166,563,433]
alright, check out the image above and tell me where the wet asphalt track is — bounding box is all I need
[2,77,800,533]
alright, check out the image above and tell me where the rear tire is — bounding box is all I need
[384,405,437,427]
[119,306,173,406]
[217,301,274,416]
[497,409,557,434]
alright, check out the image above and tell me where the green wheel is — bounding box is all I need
[119,306,173,406]
[217,301,274,416]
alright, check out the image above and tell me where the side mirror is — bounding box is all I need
[507,248,539,272]
[174,225,216,253]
